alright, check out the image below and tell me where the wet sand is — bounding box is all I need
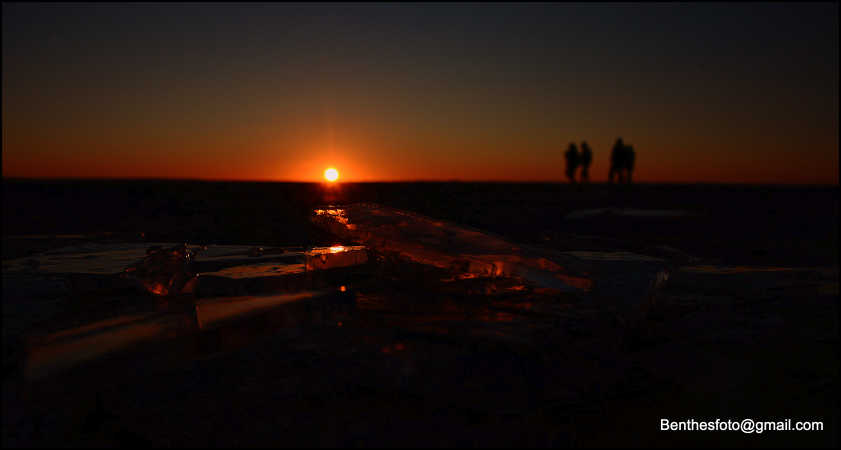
[2,181,839,447]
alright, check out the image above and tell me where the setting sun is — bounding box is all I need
[324,168,339,182]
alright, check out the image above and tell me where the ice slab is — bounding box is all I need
[305,245,368,271]
[193,246,368,297]
[3,244,303,277]
[4,243,369,297]
[2,242,173,275]
[312,204,593,291]
[198,262,306,279]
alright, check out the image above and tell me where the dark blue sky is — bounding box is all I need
[3,3,838,182]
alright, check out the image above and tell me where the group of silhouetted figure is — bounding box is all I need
[564,138,636,185]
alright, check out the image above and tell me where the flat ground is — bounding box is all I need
[2,181,838,447]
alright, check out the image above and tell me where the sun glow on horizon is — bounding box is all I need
[324,167,339,182]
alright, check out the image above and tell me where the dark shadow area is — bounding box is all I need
[3,179,839,447]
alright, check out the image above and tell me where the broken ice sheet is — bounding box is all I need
[312,204,593,292]
[311,203,683,318]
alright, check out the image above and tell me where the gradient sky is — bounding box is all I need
[3,3,838,183]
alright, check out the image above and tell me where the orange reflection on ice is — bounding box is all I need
[304,245,367,271]
[313,208,349,225]
[311,204,594,292]
[148,281,167,296]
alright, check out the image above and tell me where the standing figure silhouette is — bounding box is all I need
[625,144,635,184]
[579,141,592,184]
[609,138,624,184]
[565,142,580,184]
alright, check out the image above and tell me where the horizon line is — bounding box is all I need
[2,176,839,187]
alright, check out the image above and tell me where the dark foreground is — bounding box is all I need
[2,180,839,447]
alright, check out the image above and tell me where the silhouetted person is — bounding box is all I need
[625,144,635,184]
[609,138,624,184]
[565,142,580,184]
[609,138,635,184]
[579,141,592,183]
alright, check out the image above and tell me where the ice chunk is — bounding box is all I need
[305,245,368,271]
[6,241,363,297]
[122,245,306,296]
[3,242,168,275]
[198,262,307,279]
[3,243,304,296]
[190,245,368,297]
[122,244,195,296]
[312,204,593,291]
[3,242,186,295]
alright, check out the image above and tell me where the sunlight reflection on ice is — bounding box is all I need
[313,203,593,291]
